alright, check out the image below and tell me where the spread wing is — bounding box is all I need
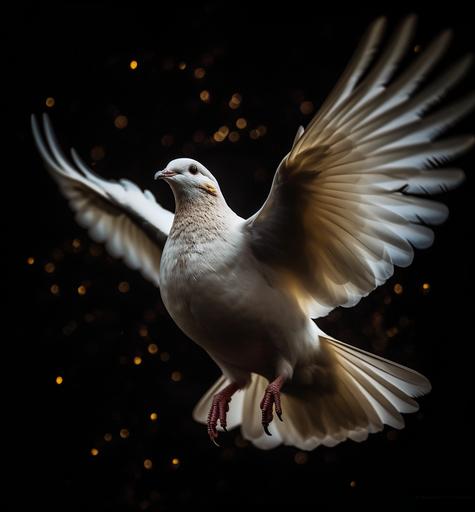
[31,114,174,287]
[246,16,474,318]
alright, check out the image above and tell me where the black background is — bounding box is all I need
[5,2,474,509]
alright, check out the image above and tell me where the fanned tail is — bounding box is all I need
[193,335,430,451]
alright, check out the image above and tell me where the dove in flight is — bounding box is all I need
[32,16,474,450]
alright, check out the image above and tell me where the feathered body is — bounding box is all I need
[159,182,316,386]
[32,15,474,450]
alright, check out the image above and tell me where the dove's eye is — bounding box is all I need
[189,164,199,175]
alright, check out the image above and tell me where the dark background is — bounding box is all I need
[5,2,474,509]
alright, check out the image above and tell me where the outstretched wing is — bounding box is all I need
[246,16,474,318]
[32,114,174,287]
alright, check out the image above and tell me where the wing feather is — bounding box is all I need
[246,17,473,317]
[32,114,174,287]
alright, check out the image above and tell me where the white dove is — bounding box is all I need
[32,16,474,450]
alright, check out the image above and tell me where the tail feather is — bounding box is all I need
[193,335,431,451]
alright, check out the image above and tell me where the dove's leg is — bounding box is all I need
[260,375,286,436]
[207,382,241,445]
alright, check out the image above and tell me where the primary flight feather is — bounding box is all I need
[32,16,474,450]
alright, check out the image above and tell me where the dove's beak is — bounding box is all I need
[154,169,177,180]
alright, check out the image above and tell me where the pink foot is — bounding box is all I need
[207,382,240,446]
[260,375,285,436]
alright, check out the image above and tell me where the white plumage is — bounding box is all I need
[32,16,473,450]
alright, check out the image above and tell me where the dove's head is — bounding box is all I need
[155,158,221,202]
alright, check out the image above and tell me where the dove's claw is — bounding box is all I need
[206,382,240,445]
[260,375,286,435]
[209,434,220,447]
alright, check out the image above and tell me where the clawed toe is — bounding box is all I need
[260,378,284,435]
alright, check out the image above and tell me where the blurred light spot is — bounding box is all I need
[134,356,142,366]
[162,58,174,71]
[55,376,63,385]
[257,125,267,137]
[393,283,403,295]
[150,412,158,421]
[383,295,392,305]
[45,97,55,108]
[118,281,130,293]
[114,115,128,129]
[171,457,180,467]
[129,59,138,70]
[120,428,130,439]
[72,238,81,250]
[300,101,314,115]
[249,129,259,140]
[422,282,430,292]
[160,352,170,362]
[104,433,112,442]
[228,93,242,109]
[77,285,87,296]
[62,320,77,336]
[44,262,55,273]
[218,125,229,137]
[90,448,99,456]
[171,371,182,382]
[350,480,356,488]
[139,326,148,337]
[386,326,398,338]
[202,53,214,66]
[90,145,105,161]
[199,90,210,102]
[50,284,60,295]
[194,67,206,79]
[213,131,226,142]
[148,343,158,354]
[236,118,247,129]
[144,459,153,469]
[414,45,421,53]
[161,134,174,147]
[192,130,206,143]
[228,131,240,142]
[294,451,308,464]
[27,257,35,265]
[178,61,187,70]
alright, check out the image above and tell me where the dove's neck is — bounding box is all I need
[169,189,237,243]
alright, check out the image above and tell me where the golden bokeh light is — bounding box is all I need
[147,343,158,354]
[55,376,63,385]
[27,257,35,265]
[150,412,158,421]
[144,459,153,469]
[77,285,87,296]
[45,97,55,108]
[129,60,138,70]
[393,283,403,295]
[194,67,206,79]
[171,371,182,382]
[120,428,130,439]
[199,90,210,102]
[114,115,128,129]
[90,448,99,456]
[236,118,247,129]
[133,356,142,366]
[44,262,55,273]
[118,281,130,293]
[300,101,314,115]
